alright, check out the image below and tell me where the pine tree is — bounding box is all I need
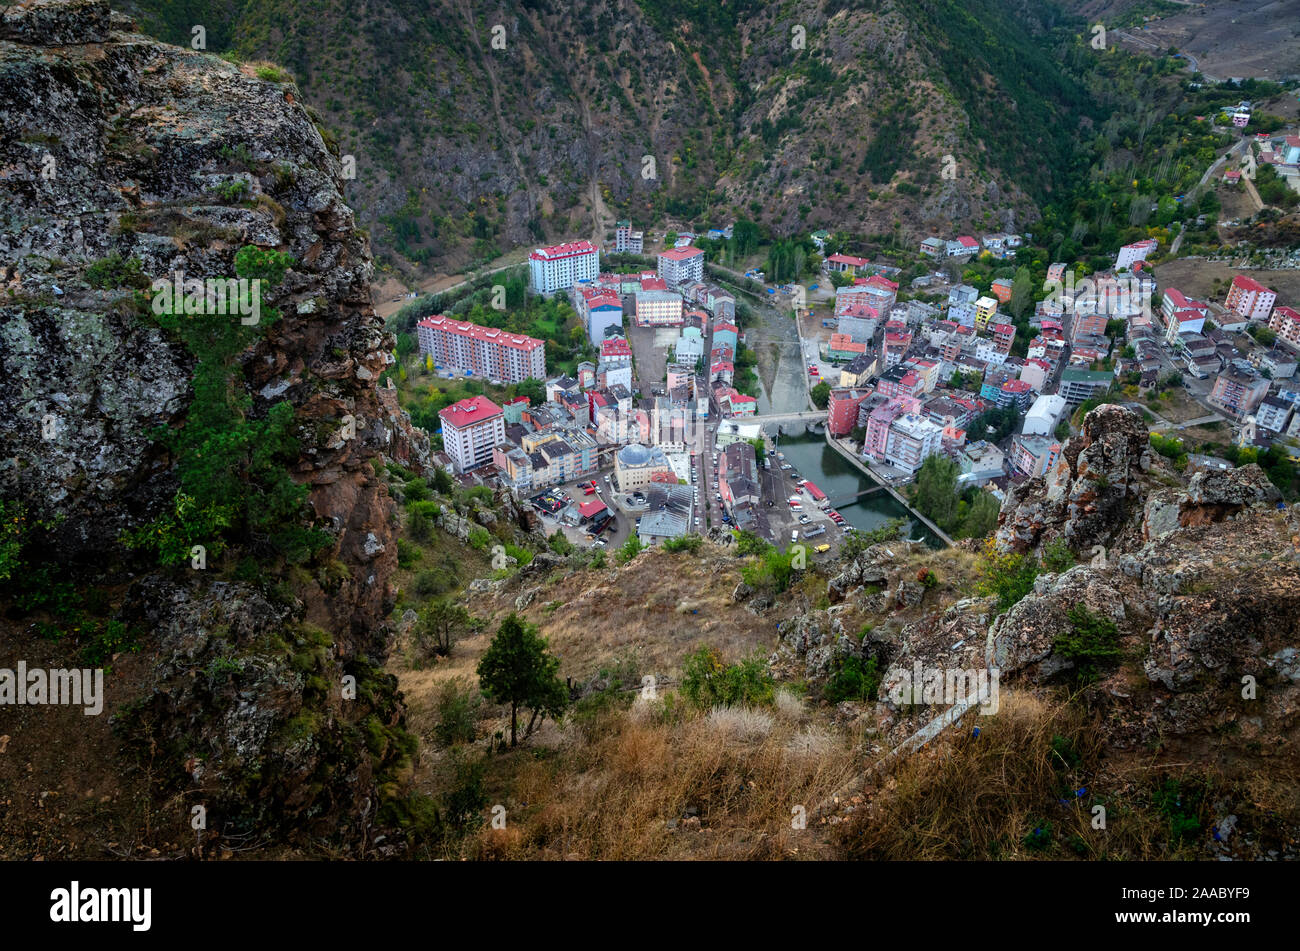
[476,614,567,747]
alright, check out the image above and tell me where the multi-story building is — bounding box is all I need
[881,321,912,368]
[1206,363,1270,420]
[828,387,874,437]
[864,398,906,460]
[614,443,673,492]
[416,315,546,383]
[529,240,600,294]
[1058,368,1113,405]
[947,285,979,328]
[1255,396,1293,434]
[440,396,505,473]
[974,296,998,330]
[884,412,943,474]
[958,441,1006,485]
[600,336,633,367]
[990,322,1016,355]
[657,246,705,288]
[1115,238,1158,270]
[615,220,643,254]
[1010,434,1062,478]
[634,287,684,327]
[1023,393,1067,436]
[576,286,624,344]
[1268,305,1300,352]
[1224,275,1277,322]
[857,274,899,316]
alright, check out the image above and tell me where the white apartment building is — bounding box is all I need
[615,220,643,254]
[884,412,943,474]
[439,396,506,473]
[1115,238,1158,270]
[416,315,546,383]
[657,246,705,288]
[529,240,600,294]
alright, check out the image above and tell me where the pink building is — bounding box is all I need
[1224,275,1277,322]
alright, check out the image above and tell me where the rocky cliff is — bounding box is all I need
[772,406,1298,855]
[1,0,425,854]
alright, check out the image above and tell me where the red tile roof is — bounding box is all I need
[578,499,608,519]
[417,315,544,352]
[439,395,503,428]
[529,240,597,261]
[659,247,704,261]
[1231,274,1274,295]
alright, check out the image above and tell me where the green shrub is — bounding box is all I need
[1041,537,1075,573]
[680,646,775,709]
[976,539,1040,611]
[85,253,149,290]
[662,534,703,553]
[823,654,882,703]
[432,680,480,747]
[396,538,422,569]
[1053,605,1121,682]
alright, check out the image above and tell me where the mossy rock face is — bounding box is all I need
[115,575,414,845]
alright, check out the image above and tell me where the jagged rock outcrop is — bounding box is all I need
[996,404,1154,556]
[1,0,416,846]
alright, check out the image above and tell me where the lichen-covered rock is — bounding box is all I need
[997,404,1153,556]
[992,566,1125,676]
[0,1,415,848]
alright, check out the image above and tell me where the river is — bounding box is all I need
[766,428,944,548]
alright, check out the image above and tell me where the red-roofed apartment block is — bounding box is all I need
[417,315,546,383]
[439,396,505,473]
[1224,274,1277,322]
[1268,305,1300,352]
[657,246,705,288]
[529,240,600,294]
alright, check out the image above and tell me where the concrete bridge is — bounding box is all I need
[750,411,826,426]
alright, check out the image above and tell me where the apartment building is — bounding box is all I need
[1206,363,1270,420]
[634,288,684,327]
[657,246,705,288]
[1224,274,1277,322]
[615,220,643,254]
[1059,368,1113,405]
[416,315,546,383]
[1010,434,1062,478]
[440,396,506,473]
[1115,238,1158,270]
[1268,305,1300,352]
[529,240,600,294]
[884,412,943,474]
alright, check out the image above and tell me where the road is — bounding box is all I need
[1173,138,1252,256]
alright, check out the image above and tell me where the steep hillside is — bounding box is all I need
[382,406,1299,860]
[122,0,1098,277]
[0,0,426,857]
